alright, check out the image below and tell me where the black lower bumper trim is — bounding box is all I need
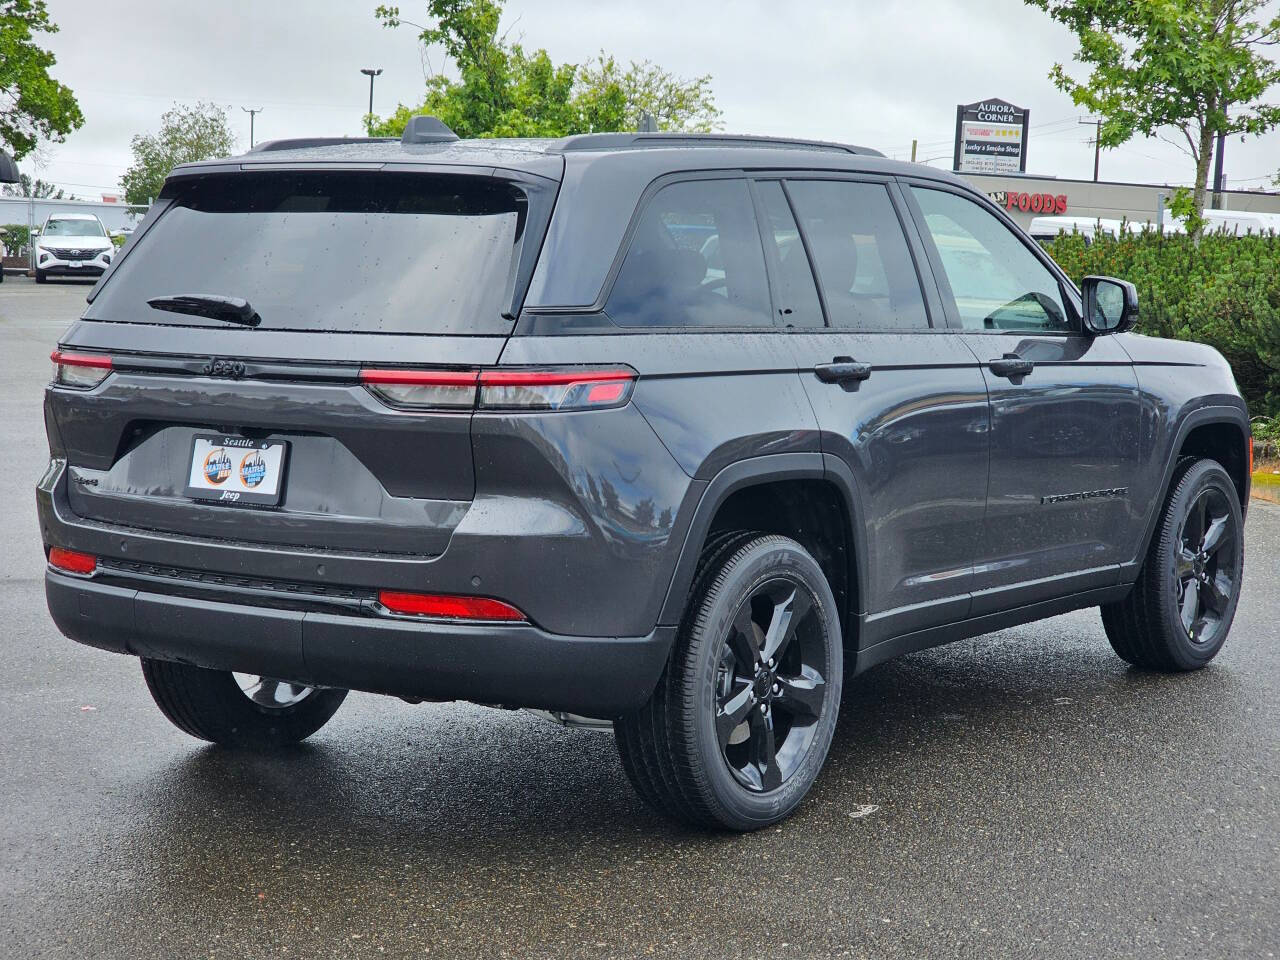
[46,571,673,718]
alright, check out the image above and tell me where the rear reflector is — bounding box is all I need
[377,590,526,621]
[51,350,113,389]
[48,547,97,575]
[359,366,636,412]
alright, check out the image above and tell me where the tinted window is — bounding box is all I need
[756,181,823,328]
[606,179,773,328]
[911,187,1071,333]
[785,180,928,330]
[87,172,528,334]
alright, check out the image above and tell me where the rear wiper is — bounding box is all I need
[147,294,261,327]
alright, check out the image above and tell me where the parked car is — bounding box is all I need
[39,120,1251,830]
[32,213,114,282]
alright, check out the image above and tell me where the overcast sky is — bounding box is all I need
[24,0,1280,200]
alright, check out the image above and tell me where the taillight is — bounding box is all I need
[360,366,637,412]
[377,590,526,621]
[478,368,636,411]
[51,350,113,388]
[48,547,97,576]
[359,369,478,409]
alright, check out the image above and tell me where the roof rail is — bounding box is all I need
[547,132,884,157]
[249,136,398,153]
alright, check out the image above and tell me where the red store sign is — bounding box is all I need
[990,191,1068,214]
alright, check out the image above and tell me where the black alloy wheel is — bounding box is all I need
[714,577,828,792]
[615,533,843,830]
[1172,484,1240,648]
[1102,458,1244,671]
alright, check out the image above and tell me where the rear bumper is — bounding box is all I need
[46,570,674,717]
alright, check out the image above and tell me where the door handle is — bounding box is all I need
[814,357,872,384]
[988,353,1034,379]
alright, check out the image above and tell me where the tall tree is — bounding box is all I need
[0,0,83,160]
[120,102,236,206]
[1026,0,1280,237]
[1,170,65,198]
[370,1,720,138]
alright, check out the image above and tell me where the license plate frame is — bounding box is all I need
[184,435,289,507]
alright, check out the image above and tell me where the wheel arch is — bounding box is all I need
[1135,405,1252,565]
[657,453,867,643]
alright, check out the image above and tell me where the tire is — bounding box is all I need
[616,534,843,830]
[34,268,46,284]
[1102,458,1244,671]
[140,658,348,747]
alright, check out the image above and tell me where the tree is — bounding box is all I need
[0,0,83,160]
[120,102,236,206]
[1026,0,1280,237]
[575,54,720,133]
[370,1,720,139]
[1,222,30,255]
[0,170,65,198]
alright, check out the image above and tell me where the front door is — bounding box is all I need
[755,177,990,645]
[905,183,1141,614]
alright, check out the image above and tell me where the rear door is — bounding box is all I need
[903,182,1141,612]
[51,168,551,557]
[767,176,990,645]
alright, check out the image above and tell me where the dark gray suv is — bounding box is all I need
[39,120,1251,830]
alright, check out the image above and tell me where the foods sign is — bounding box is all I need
[953,98,1029,175]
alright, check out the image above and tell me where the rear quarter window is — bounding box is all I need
[604,178,774,328]
[86,172,532,335]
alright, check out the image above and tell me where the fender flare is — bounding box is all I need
[656,452,869,628]
[1132,404,1251,566]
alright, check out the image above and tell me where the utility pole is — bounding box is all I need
[241,107,262,149]
[1212,129,1226,210]
[911,139,918,163]
[1080,117,1101,181]
[360,68,383,134]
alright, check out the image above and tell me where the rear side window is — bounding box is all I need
[605,179,773,328]
[755,181,824,328]
[785,180,929,330]
[86,172,530,335]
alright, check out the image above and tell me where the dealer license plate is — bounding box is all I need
[185,435,288,507]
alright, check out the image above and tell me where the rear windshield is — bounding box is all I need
[86,171,529,334]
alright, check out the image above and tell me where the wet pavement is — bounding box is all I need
[2,278,1277,958]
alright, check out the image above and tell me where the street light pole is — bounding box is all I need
[241,107,262,149]
[1080,117,1101,181]
[360,68,383,134]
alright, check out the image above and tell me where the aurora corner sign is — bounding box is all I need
[953,98,1029,175]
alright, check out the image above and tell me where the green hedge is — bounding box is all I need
[1044,230,1280,418]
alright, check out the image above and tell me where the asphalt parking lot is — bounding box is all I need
[2,275,1278,959]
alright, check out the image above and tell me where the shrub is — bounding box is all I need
[1044,230,1280,418]
[1,223,30,256]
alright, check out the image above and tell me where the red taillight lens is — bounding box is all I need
[360,366,637,412]
[478,368,636,411]
[358,369,479,409]
[377,590,526,621]
[48,547,97,575]
[51,350,113,389]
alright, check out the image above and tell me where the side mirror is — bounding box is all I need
[30,227,40,237]
[1081,276,1138,334]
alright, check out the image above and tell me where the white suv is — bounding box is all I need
[33,213,114,283]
